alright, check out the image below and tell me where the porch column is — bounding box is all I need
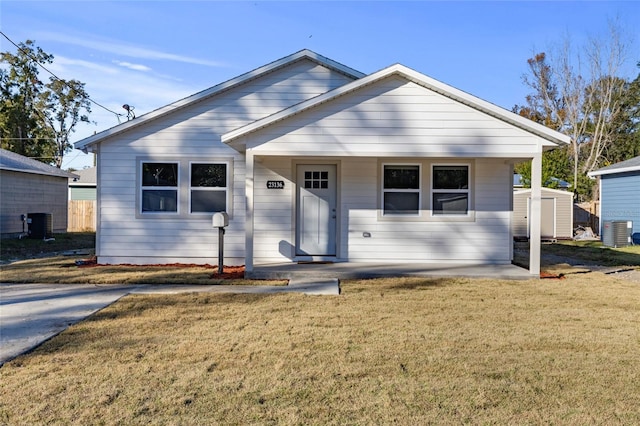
[245,150,255,273]
[529,153,542,276]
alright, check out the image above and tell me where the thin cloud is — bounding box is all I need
[38,31,227,67]
[113,60,152,72]
[47,55,201,135]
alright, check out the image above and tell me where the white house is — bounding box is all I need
[74,50,570,277]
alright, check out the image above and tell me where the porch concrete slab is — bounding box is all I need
[247,262,534,281]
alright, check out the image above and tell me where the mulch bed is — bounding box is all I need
[74,257,245,279]
[539,270,566,279]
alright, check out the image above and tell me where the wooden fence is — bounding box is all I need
[68,200,96,232]
[573,201,600,233]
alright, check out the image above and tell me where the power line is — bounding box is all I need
[0,30,126,122]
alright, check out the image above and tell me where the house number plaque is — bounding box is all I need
[266,180,285,189]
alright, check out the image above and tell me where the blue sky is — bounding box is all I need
[1,1,639,169]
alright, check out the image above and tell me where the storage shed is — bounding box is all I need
[513,187,574,240]
[588,155,640,240]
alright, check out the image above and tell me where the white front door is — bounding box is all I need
[296,164,337,256]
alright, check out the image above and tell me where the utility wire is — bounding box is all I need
[0,30,126,122]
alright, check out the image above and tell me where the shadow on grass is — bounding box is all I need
[345,277,460,292]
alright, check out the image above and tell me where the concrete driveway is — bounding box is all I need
[0,284,133,364]
[0,279,339,365]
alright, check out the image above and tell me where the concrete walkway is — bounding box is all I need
[248,262,533,280]
[0,279,339,365]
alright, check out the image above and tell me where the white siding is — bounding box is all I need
[246,76,544,158]
[252,158,513,264]
[96,59,355,265]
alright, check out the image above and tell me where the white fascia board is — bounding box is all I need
[74,49,365,151]
[588,165,640,177]
[222,64,571,147]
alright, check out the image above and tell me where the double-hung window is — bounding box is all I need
[190,163,228,213]
[432,165,469,215]
[382,165,420,215]
[141,162,178,213]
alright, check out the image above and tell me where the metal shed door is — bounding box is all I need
[528,197,556,238]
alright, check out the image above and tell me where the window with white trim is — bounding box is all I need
[190,163,228,213]
[432,165,469,215]
[382,164,420,215]
[141,162,178,213]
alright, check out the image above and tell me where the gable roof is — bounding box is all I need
[222,63,571,147]
[0,148,78,179]
[69,167,97,185]
[74,50,365,151]
[588,155,640,177]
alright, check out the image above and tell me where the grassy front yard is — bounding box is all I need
[1,274,639,424]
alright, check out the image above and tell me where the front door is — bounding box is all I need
[296,164,337,256]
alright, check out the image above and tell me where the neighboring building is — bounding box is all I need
[0,148,77,238]
[588,155,640,239]
[69,167,97,201]
[74,50,570,276]
[513,188,574,240]
[68,167,97,232]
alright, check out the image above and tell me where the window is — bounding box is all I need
[432,165,469,215]
[383,165,420,215]
[141,162,178,212]
[304,170,329,189]
[190,163,228,213]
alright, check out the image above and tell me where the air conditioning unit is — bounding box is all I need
[27,213,53,239]
[602,220,632,248]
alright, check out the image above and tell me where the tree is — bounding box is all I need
[515,22,633,199]
[604,63,640,164]
[514,145,571,189]
[37,78,92,168]
[0,40,92,167]
[0,40,55,162]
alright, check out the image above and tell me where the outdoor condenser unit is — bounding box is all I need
[602,220,632,248]
[27,213,53,239]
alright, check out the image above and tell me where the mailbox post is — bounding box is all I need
[212,212,229,274]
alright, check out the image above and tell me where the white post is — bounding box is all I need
[245,150,254,273]
[529,153,542,276]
